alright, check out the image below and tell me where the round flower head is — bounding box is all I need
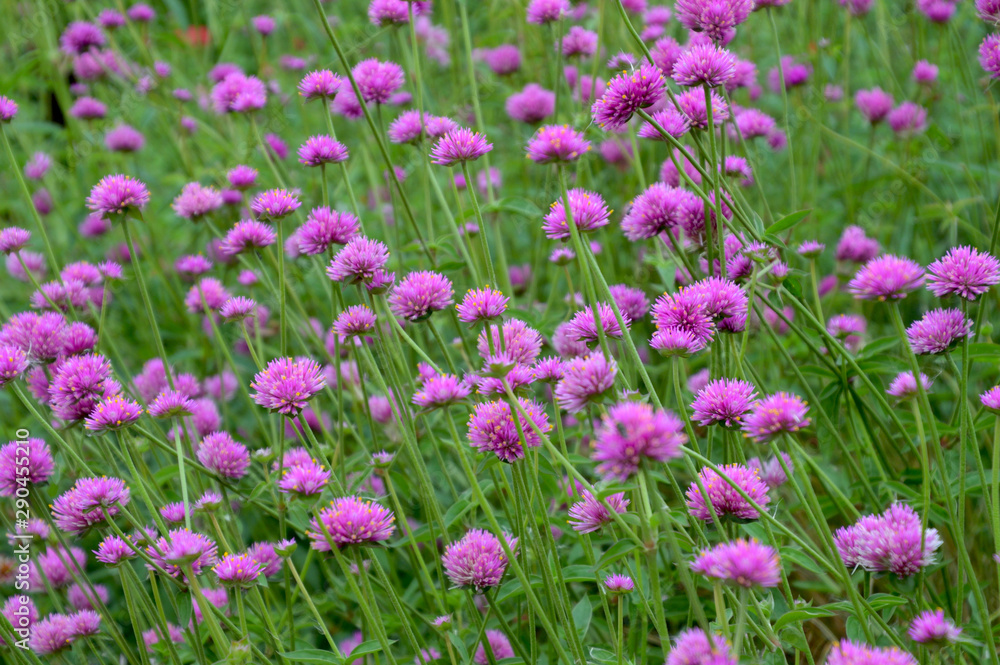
[622,182,697,240]
[185,277,231,313]
[197,431,250,479]
[566,303,630,345]
[475,630,515,665]
[222,220,276,256]
[834,503,941,577]
[52,476,131,534]
[855,87,895,124]
[905,308,972,355]
[431,127,493,165]
[676,88,729,129]
[297,208,359,254]
[477,319,543,364]
[388,110,427,143]
[0,227,30,255]
[29,614,76,654]
[980,386,1000,414]
[0,438,54,496]
[603,574,634,594]
[797,240,825,259]
[506,84,556,124]
[887,101,927,135]
[912,60,938,84]
[94,534,137,566]
[543,188,610,239]
[848,254,925,301]
[105,124,145,153]
[335,305,377,338]
[251,189,301,220]
[228,165,258,190]
[87,175,150,216]
[568,490,629,533]
[982,34,1000,77]
[691,538,781,587]
[298,135,349,166]
[592,402,685,480]
[526,0,569,22]
[836,225,880,263]
[651,327,705,357]
[250,357,326,415]
[638,107,691,141]
[327,236,390,284]
[555,353,617,413]
[213,552,263,587]
[0,343,29,386]
[526,124,591,164]
[926,245,1000,300]
[85,394,143,431]
[690,378,757,428]
[307,496,395,549]
[563,25,598,57]
[210,72,267,113]
[467,397,551,462]
[353,59,405,103]
[69,97,106,120]
[666,628,736,665]
[173,182,225,221]
[908,609,961,645]
[412,373,471,409]
[826,641,916,665]
[60,21,105,55]
[388,271,454,322]
[741,392,810,442]
[298,70,342,101]
[442,529,517,589]
[279,460,331,496]
[686,463,770,522]
[675,0,752,41]
[0,96,18,122]
[672,43,736,87]
[456,287,509,324]
[592,63,665,131]
[146,529,218,579]
[887,371,932,400]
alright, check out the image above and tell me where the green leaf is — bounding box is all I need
[772,607,836,632]
[350,640,395,659]
[764,210,811,236]
[597,540,640,569]
[572,595,592,639]
[279,649,343,665]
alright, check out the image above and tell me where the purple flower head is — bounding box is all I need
[568,491,629,533]
[906,308,972,355]
[603,574,634,594]
[980,386,1000,414]
[666,628,736,665]
[389,271,454,322]
[52,476,131,534]
[146,529,218,580]
[197,431,250,479]
[840,0,874,14]
[622,182,697,240]
[94,534,137,566]
[676,87,729,129]
[686,463,769,521]
[228,165,258,190]
[563,26,598,57]
[222,220,276,256]
[252,14,275,35]
[105,124,145,153]
[431,127,493,165]
[691,538,781,587]
[298,135,349,167]
[161,502,187,523]
[211,73,267,113]
[297,208,359,255]
[442,529,517,589]
[474,630,515,665]
[768,56,811,93]
[0,227,31,255]
[834,503,941,577]
[913,60,938,84]
[747,453,792,488]
[848,254,925,301]
[335,305,377,338]
[690,378,757,428]
[887,101,927,136]
[251,189,301,221]
[978,0,1000,22]
[0,341,28,386]
[526,0,569,23]
[251,357,326,415]
[185,277,231,313]
[308,496,395,549]
[855,87,895,124]
[543,188,610,240]
[926,245,1000,300]
[593,402,685,480]
[456,287,509,324]
[353,59,405,103]
[0,96,18,122]
[299,70,343,100]
[909,609,961,645]
[72,97,107,121]
[412,373,471,409]
[887,371,933,400]
[29,614,76,654]
[506,84,556,124]
[477,319,542,364]
[49,353,119,421]
[675,0,753,41]
[638,107,691,141]
[827,641,916,665]
[651,327,706,357]
[279,461,331,496]
[467,397,551,462]
[60,21,105,55]
[327,236,390,284]
[0,438,53,497]
[555,353,618,412]
[213,552,263,587]
[69,609,101,637]
[741,391,810,442]
[24,152,51,180]
[84,394,142,431]
[483,45,521,75]
[388,110,426,143]
[1,311,68,361]
[526,124,591,164]
[673,43,736,87]
[592,63,665,131]
[652,290,715,347]
[247,541,284,576]
[836,225,880,263]
[797,240,825,259]
[87,175,150,216]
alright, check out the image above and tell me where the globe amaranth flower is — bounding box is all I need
[334,304,377,338]
[307,496,395,549]
[826,641,916,665]
[908,609,961,645]
[87,175,150,216]
[327,236,390,284]
[592,402,685,480]
[905,308,972,355]
[740,392,810,443]
[566,303,630,346]
[592,63,665,131]
[672,43,737,87]
[638,107,691,141]
[84,394,143,431]
[456,287,509,324]
[665,628,736,665]
[213,552,264,587]
[526,0,569,23]
[848,254,925,301]
[0,95,19,122]
[855,87,895,124]
[441,529,517,589]
[467,397,551,462]
[388,270,454,322]
[603,574,634,594]
[250,188,301,220]
[52,476,131,534]
[690,378,757,428]
[686,464,769,522]
[0,438,54,497]
[525,124,591,164]
[675,0,752,42]
[0,227,31,255]
[298,69,343,100]
[887,101,927,135]
[543,188,610,240]
[211,72,267,113]
[59,21,105,55]
[146,529,218,580]
[105,124,145,152]
[981,386,1000,414]
[0,344,29,386]
[474,630,515,665]
[506,83,555,124]
[747,453,792,488]
[29,614,76,654]
[197,431,250,479]
[568,491,629,533]
[691,538,781,588]
[621,182,698,240]
[185,277,231,314]
[297,208,359,255]
[676,87,729,129]
[412,373,471,409]
[250,357,326,415]
[279,461,331,496]
[431,127,493,165]
[222,220,276,256]
[555,353,617,413]
[926,245,1000,300]
[836,225,880,263]
[477,319,543,365]
[887,371,933,400]
[834,503,941,577]
[562,25,598,57]
[298,135,349,166]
